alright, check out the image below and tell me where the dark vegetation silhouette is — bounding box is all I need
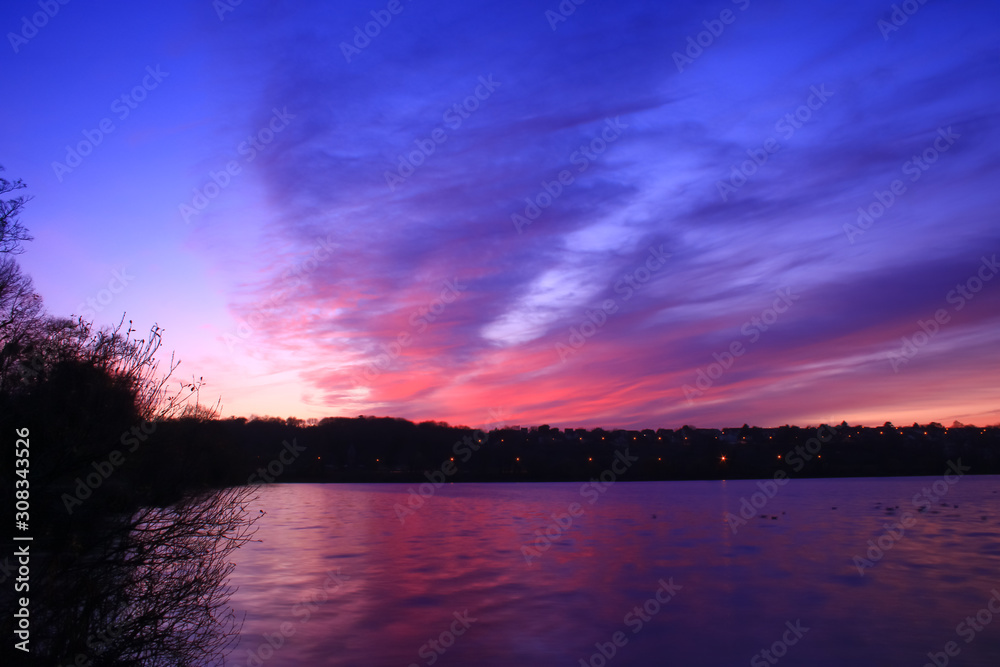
[160,415,999,484]
[0,166,259,666]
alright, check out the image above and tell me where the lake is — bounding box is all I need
[225,476,1000,666]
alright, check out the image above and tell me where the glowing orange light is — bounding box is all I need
[516,457,520,461]
[588,457,592,461]
[721,456,726,462]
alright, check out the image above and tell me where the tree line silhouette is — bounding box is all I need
[162,415,999,484]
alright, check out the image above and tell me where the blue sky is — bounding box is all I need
[4,0,999,428]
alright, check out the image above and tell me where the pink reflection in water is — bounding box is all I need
[226,478,1000,666]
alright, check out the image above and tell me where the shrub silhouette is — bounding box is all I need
[0,166,257,666]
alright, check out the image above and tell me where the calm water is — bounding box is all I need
[225,477,1000,666]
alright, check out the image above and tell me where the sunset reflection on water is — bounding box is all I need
[227,478,1000,666]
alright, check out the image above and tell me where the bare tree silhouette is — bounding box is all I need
[0,166,258,666]
[0,165,32,254]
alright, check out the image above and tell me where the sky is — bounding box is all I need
[3,0,999,430]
